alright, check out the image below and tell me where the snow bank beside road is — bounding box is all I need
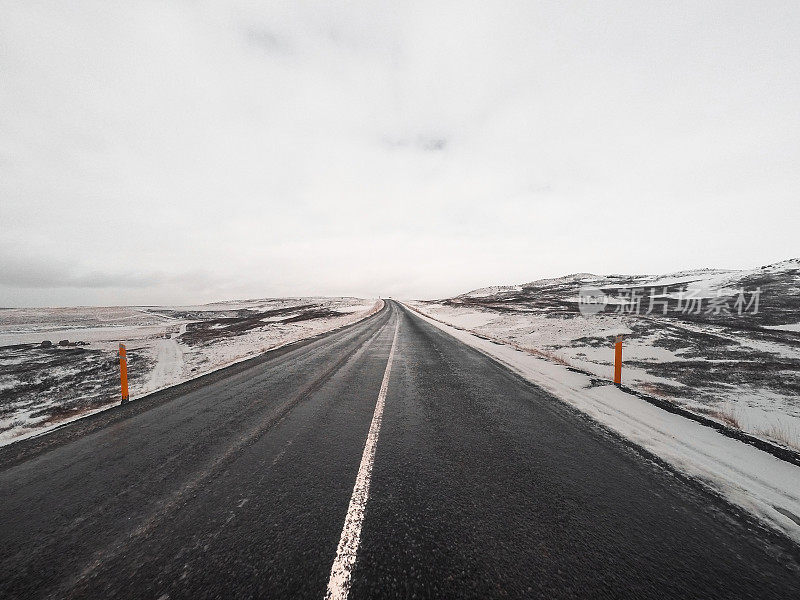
[404,302,800,543]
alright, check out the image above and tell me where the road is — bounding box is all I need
[1,300,798,599]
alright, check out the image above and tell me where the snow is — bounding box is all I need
[141,323,187,395]
[460,285,522,298]
[416,305,499,329]
[521,273,597,288]
[0,324,173,347]
[764,323,800,332]
[405,303,800,542]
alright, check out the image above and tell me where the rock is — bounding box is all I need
[40,340,53,348]
[58,340,71,347]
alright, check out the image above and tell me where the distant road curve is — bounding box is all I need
[1,300,798,599]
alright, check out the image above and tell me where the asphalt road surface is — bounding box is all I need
[1,300,799,599]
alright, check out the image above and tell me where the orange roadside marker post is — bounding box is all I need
[613,335,623,386]
[119,343,129,403]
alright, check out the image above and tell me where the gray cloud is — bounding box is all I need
[0,240,228,305]
[381,135,448,152]
[0,253,214,292]
[244,28,292,54]
[0,261,150,289]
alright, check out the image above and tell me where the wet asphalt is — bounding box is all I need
[1,300,798,599]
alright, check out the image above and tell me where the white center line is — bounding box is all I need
[325,318,400,600]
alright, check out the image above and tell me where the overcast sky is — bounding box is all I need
[1,1,798,306]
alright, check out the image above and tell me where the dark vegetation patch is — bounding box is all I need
[572,336,614,348]
[0,344,153,431]
[631,357,800,398]
[649,322,734,351]
[180,306,343,345]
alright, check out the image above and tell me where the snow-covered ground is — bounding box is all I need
[406,305,800,543]
[408,259,800,450]
[0,297,381,446]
